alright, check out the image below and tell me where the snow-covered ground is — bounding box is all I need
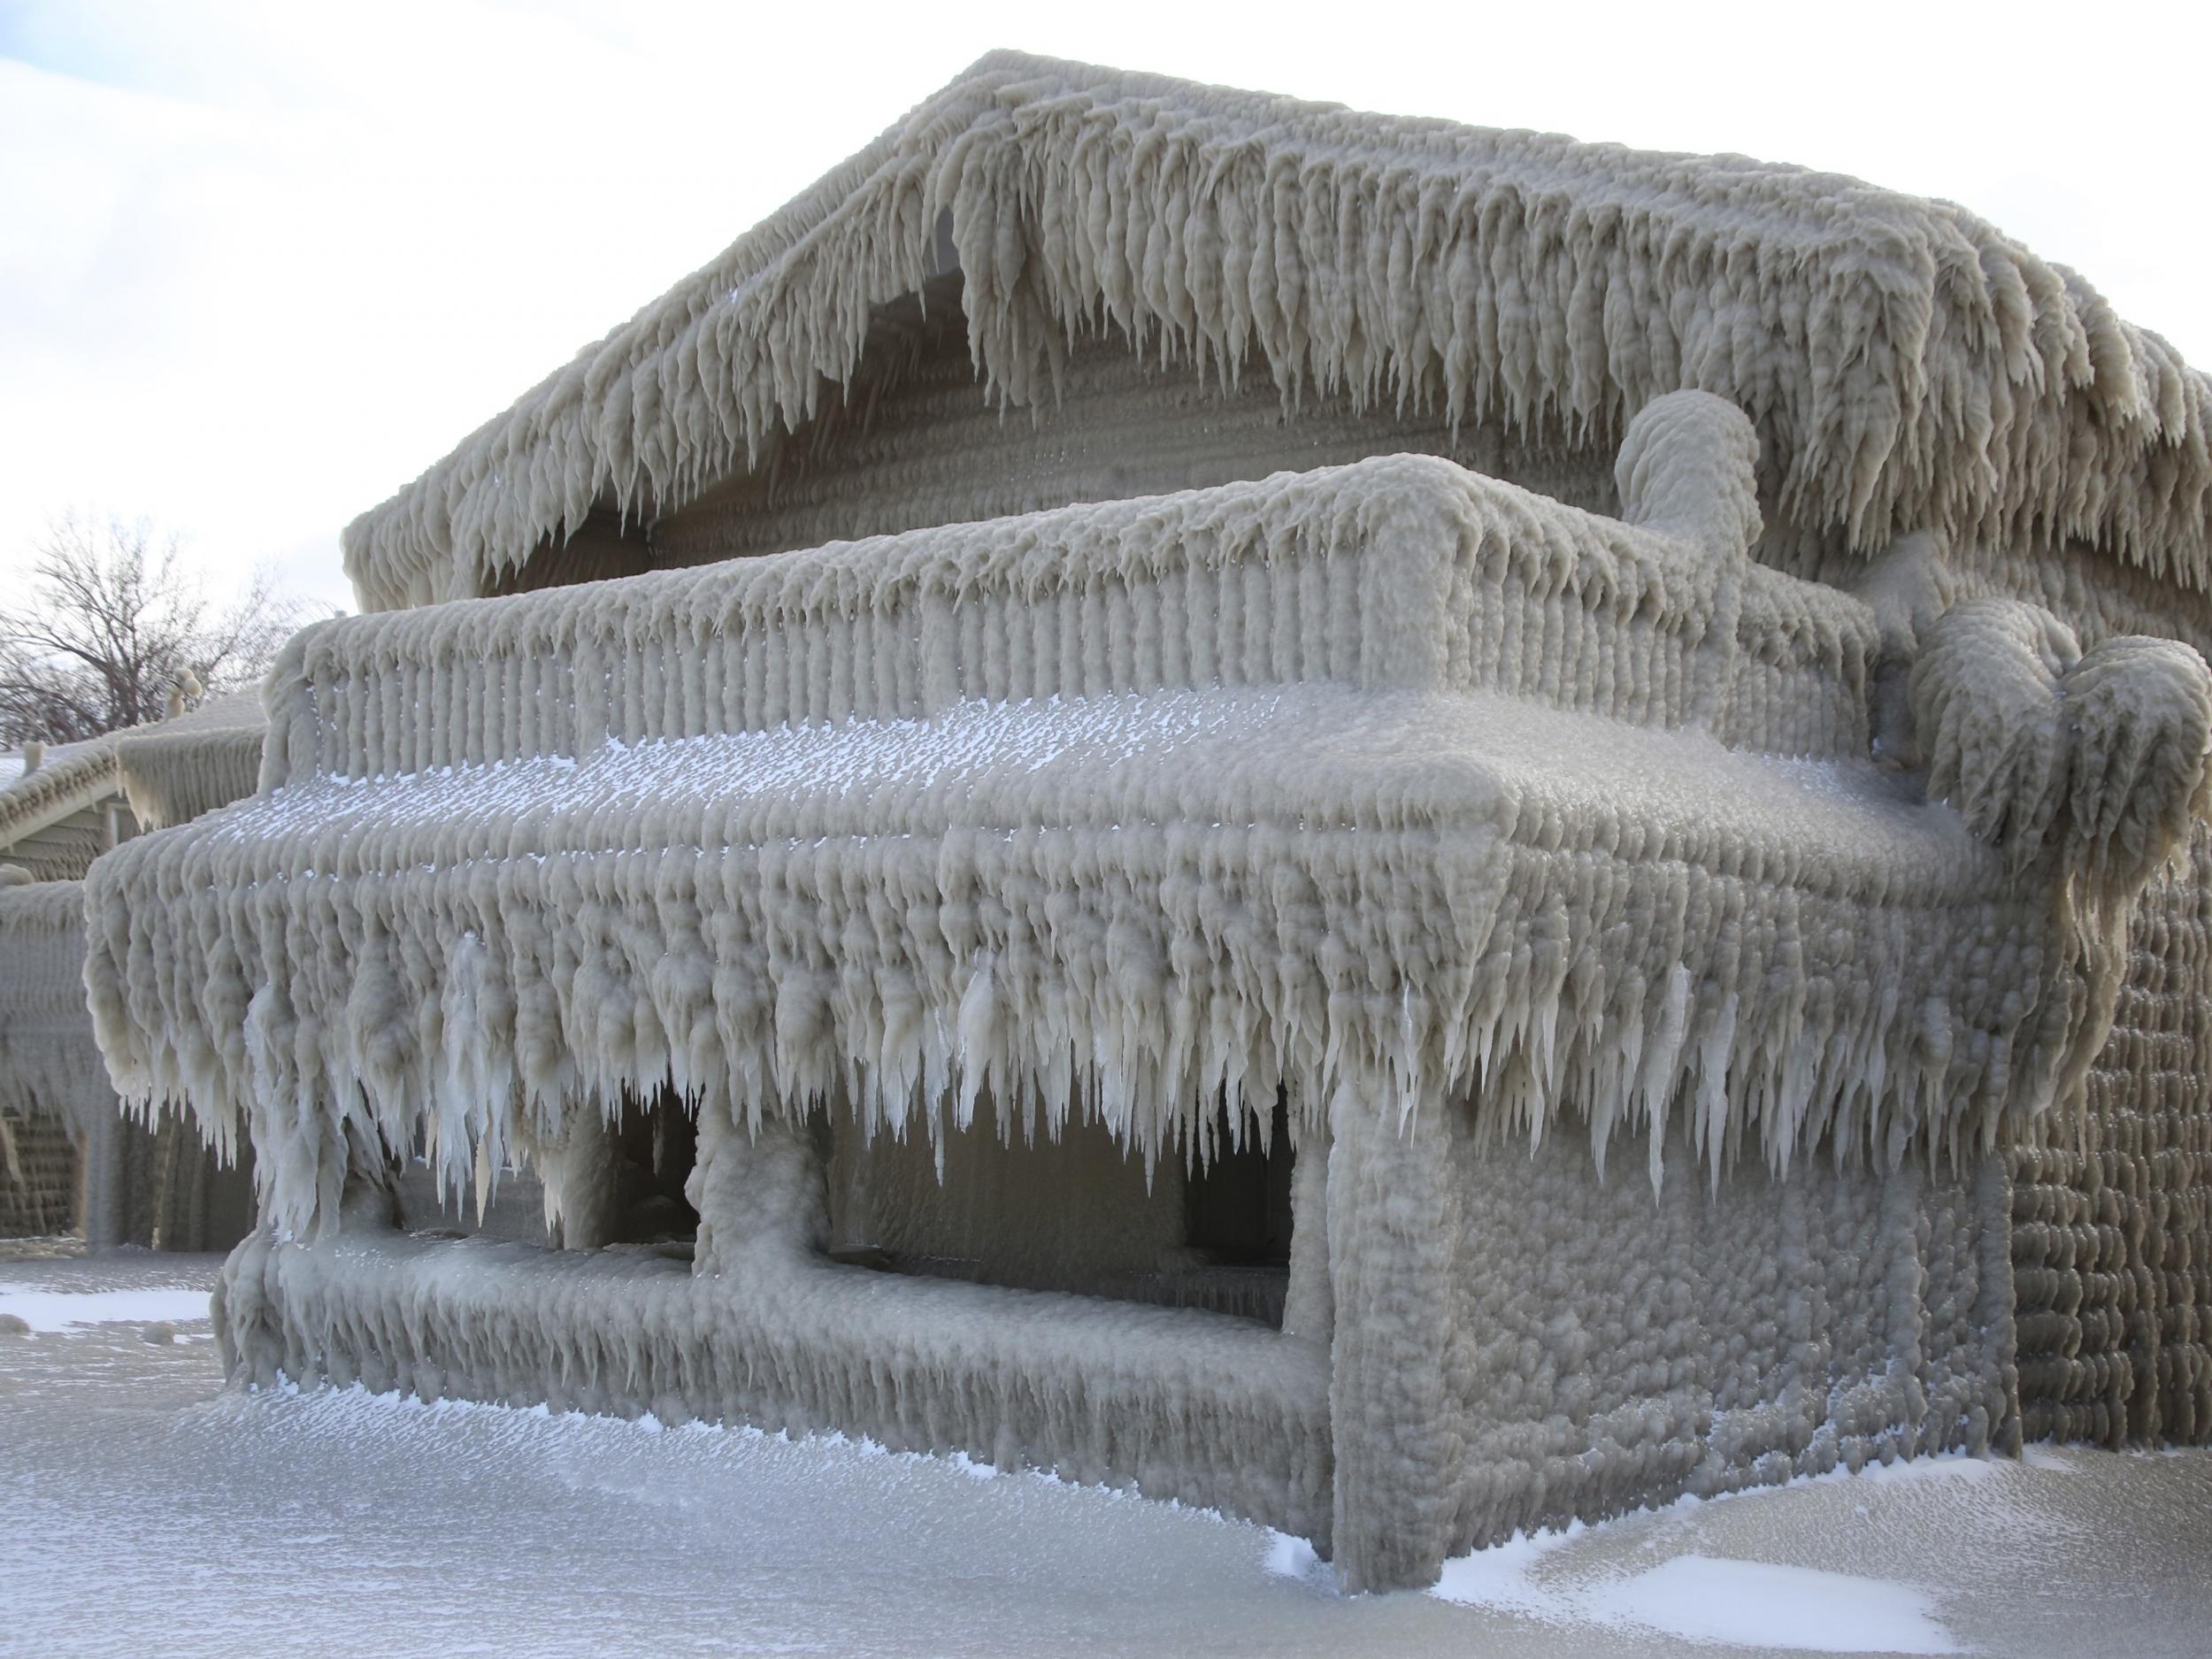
[3,1250,2208,1658]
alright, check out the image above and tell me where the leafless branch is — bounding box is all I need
[0,513,328,746]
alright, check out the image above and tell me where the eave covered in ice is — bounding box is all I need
[90,396,2209,1240]
[341,50,2212,612]
[113,690,270,831]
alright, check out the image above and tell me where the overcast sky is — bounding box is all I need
[4,0,2207,613]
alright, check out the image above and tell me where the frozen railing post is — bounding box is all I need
[1612,389,1763,733]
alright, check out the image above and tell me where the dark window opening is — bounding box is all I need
[396,1084,698,1253]
[603,1084,699,1249]
[823,1094,1296,1329]
[1170,1094,1294,1324]
[1184,1094,1295,1264]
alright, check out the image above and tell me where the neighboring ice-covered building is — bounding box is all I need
[79,55,2212,1590]
[1,692,265,1245]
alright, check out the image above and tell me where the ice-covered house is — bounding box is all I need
[79,54,2212,1590]
[1,691,265,1245]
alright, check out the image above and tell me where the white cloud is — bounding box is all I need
[3,0,2206,612]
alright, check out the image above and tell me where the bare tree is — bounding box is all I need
[0,514,315,746]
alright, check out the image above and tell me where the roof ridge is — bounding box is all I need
[339,53,2212,611]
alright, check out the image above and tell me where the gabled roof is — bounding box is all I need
[342,50,2212,612]
[0,691,267,879]
[0,732,127,880]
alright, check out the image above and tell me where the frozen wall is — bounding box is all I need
[1448,1124,2008,1564]
[1873,575,2212,1448]
[1795,528,2212,1449]
[218,1104,1338,1545]
[0,878,251,1248]
[550,284,1614,591]
[0,879,107,1236]
[2011,833,2212,1447]
[1316,1093,2013,1588]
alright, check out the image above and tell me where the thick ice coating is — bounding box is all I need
[0,735,128,883]
[0,878,243,1248]
[81,389,2212,1588]
[0,692,268,1245]
[114,691,272,832]
[71,51,2212,1592]
[340,52,2212,611]
[1910,603,2212,889]
[0,880,111,1233]
[0,690,270,880]
[91,395,2155,1240]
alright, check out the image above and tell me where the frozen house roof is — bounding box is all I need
[113,690,270,830]
[0,733,125,880]
[0,692,267,880]
[342,50,2212,612]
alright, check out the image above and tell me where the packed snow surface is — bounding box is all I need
[4,1251,2209,1658]
[1429,1529,1956,1653]
[1578,1557,1955,1654]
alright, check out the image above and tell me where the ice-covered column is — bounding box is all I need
[1973,1153,2024,1457]
[1280,1117,1333,1343]
[543,1110,626,1251]
[1325,1079,1463,1592]
[689,1101,827,1276]
[77,1110,128,1252]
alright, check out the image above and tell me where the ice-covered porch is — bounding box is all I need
[82,394,2212,1587]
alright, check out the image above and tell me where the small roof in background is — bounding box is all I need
[0,690,268,879]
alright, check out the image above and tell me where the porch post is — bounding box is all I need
[1325,1079,1463,1591]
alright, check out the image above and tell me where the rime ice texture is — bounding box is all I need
[0,692,267,1244]
[88,391,2212,1589]
[96,403,2121,1239]
[115,692,272,832]
[77,52,2212,1592]
[0,883,110,1234]
[341,53,2212,612]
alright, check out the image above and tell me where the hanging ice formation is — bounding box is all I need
[0,692,267,1247]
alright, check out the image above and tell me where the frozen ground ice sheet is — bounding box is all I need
[0,1282,212,1333]
[3,1252,2208,1658]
